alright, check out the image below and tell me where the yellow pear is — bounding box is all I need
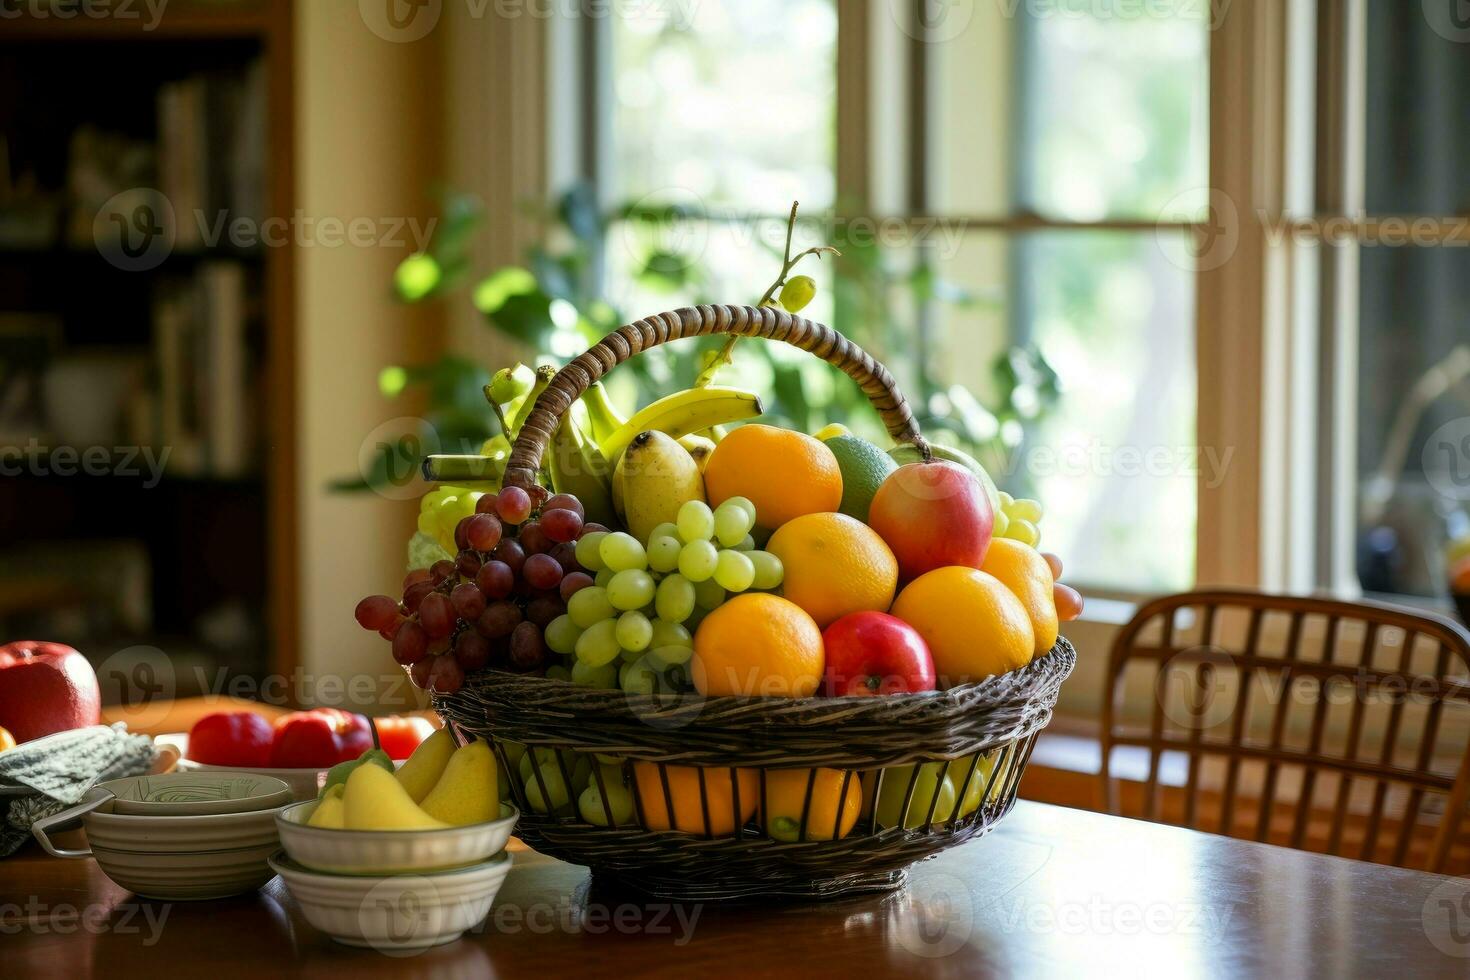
[394,727,456,803]
[307,785,345,829]
[615,431,705,542]
[420,740,499,826]
[344,758,449,830]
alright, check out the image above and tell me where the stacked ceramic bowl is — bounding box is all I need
[160,731,330,801]
[31,772,292,900]
[272,797,519,950]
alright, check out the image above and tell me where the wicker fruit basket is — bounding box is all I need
[432,304,1076,900]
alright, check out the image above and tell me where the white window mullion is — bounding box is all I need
[1325,0,1366,596]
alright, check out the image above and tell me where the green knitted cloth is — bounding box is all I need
[0,724,157,857]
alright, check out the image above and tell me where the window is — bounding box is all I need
[603,0,837,322]
[1353,1,1470,598]
[586,1,1210,595]
[571,0,1466,606]
[926,3,1209,590]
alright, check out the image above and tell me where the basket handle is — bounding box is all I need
[504,304,929,491]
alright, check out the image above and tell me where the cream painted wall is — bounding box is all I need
[439,2,547,363]
[293,1,442,706]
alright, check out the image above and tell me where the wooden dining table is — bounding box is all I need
[4,799,1468,978]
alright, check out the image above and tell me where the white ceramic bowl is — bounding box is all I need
[89,841,282,900]
[31,787,289,901]
[269,849,514,950]
[107,772,293,816]
[173,760,326,802]
[276,800,519,875]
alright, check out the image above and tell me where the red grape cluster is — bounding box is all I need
[353,488,601,694]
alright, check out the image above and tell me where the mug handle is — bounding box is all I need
[31,791,111,858]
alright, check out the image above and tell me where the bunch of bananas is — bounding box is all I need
[545,376,763,532]
[419,359,765,536]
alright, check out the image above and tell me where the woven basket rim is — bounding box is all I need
[433,638,1075,769]
[467,637,1073,715]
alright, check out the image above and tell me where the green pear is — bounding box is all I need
[394,727,456,803]
[578,776,635,826]
[344,759,448,830]
[955,753,999,818]
[871,763,958,830]
[420,740,500,826]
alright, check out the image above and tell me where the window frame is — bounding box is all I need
[542,0,1461,614]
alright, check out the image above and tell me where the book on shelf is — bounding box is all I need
[155,57,267,249]
[151,261,252,478]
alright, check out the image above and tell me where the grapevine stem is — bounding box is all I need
[483,388,513,440]
[696,201,840,388]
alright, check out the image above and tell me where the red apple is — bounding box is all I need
[373,714,437,761]
[868,460,995,581]
[822,611,936,696]
[0,641,102,743]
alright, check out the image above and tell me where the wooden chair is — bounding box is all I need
[1100,589,1470,872]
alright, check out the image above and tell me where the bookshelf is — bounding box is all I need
[0,0,298,693]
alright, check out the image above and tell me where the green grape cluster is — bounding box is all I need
[994,492,1044,548]
[539,496,785,694]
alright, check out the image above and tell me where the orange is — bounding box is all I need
[760,768,862,841]
[767,512,898,628]
[703,424,843,530]
[692,593,824,697]
[890,567,1034,688]
[981,538,1059,655]
[633,763,758,836]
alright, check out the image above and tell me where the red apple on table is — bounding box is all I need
[822,611,936,696]
[868,460,995,581]
[0,641,102,743]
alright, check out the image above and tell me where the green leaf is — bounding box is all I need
[558,183,603,245]
[638,250,692,292]
[529,247,580,302]
[488,291,557,347]
[432,190,486,257]
[472,266,538,314]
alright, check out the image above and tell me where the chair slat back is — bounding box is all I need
[1101,590,1470,872]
